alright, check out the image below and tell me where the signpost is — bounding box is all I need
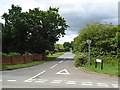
[86,40,92,68]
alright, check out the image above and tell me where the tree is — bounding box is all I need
[2,5,29,54]
[63,42,71,48]
[73,21,119,56]
[2,5,69,54]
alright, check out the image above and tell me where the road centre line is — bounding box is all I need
[59,60,63,63]
[7,80,16,82]
[24,70,46,82]
[50,64,58,69]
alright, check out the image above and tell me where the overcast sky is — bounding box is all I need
[0,0,119,44]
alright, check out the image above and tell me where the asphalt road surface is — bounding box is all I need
[1,52,118,88]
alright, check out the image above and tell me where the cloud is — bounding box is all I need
[0,0,118,44]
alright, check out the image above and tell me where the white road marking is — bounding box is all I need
[51,80,63,84]
[56,69,70,75]
[50,64,58,69]
[7,80,16,82]
[24,70,46,82]
[36,79,48,83]
[59,60,63,63]
[82,82,93,86]
[112,84,118,88]
[97,83,109,87]
[0,80,2,82]
[66,81,77,84]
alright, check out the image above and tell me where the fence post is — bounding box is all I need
[25,51,28,62]
[11,55,14,64]
[95,59,97,68]
[101,60,103,69]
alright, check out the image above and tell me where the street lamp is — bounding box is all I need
[86,40,92,68]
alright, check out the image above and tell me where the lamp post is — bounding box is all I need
[86,40,92,68]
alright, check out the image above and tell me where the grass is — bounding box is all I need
[82,62,118,76]
[2,61,42,70]
[43,52,65,61]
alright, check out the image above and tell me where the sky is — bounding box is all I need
[0,0,119,44]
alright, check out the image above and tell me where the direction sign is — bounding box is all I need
[86,40,91,45]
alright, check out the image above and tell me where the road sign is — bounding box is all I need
[86,40,92,68]
[86,40,91,45]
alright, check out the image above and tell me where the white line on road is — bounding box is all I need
[7,80,16,82]
[56,69,70,75]
[97,83,109,87]
[112,84,118,88]
[0,80,2,82]
[51,80,63,84]
[82,82,93,86]
[59,60,63,63]
[50,64,58,69]
[24,70,46,82]
[66,81,77,85]
[36,79,48,83]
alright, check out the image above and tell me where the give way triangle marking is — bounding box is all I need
[56,69,70,75]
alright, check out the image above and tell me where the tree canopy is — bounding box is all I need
[73,21,119,57]
[2,5,69,54]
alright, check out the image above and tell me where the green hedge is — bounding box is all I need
[2,52,21,57]
[74,53,87,67]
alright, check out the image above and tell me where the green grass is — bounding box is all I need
[83,62,118,76]
[2,61,42,70]
[43,52,65,61]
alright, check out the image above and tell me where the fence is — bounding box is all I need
[2,52,43,65]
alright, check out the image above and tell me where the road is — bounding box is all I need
[1,52,118,88]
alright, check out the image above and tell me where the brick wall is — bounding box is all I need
[2,52,42,65]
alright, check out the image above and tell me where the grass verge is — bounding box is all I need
[2,61,42,70]
[82,62,118,76]
[43,52,65,61]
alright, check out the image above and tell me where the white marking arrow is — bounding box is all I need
[56,69,70,75]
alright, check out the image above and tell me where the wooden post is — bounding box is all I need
[11,55,14,64]
[101,60,103,69]
[95,59,97,68]
[25,51,28,62]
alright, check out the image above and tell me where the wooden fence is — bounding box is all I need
[2,52,43,65]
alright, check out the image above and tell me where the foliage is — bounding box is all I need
[2,52,21,57]
[2,5,69,54]
[45,50,49,55]
[63,42,71,48]
[74,53,87,67]
[73,21,119,67]
[65,46,70,52]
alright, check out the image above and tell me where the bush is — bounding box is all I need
[74,53,87,67]
[45,50,49,55]
[8,52,21,56]
[65,47,70,52]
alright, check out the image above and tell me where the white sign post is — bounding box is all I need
[86,40,92,68]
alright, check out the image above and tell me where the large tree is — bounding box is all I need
[73,21,119,56]
[2,5,69,54]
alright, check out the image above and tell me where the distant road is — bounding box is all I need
[2,52,118,88]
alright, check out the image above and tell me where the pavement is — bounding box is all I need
[1,52,118,88]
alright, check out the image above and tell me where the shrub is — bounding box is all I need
[65,47,70,52]
[8,52,21,56]
[74,53,87,67]
[45,50,49,55]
